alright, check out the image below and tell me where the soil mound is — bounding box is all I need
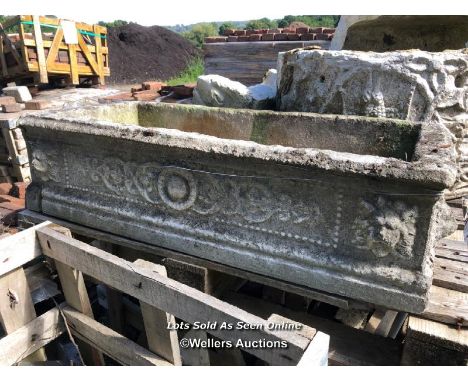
[107,23,201,84]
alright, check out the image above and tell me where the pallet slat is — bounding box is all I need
[421,285,468,326]
[36,226,311,365]
[0,307,64,365]
[134,259,182,365]
[0,221,51,277]
[61,305,172,366]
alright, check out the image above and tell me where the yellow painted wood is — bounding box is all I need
[32,15,48,83]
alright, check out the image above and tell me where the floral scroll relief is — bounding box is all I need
[83,156,320,227]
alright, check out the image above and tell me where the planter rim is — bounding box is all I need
[18,103,457,191]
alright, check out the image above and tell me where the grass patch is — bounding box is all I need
[167,57,204,86]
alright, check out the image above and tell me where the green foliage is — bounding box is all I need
[276,15,340,28]
[245,18,277,30]
[98,20,129,28]
[218,22,235,36]
[182,22,218,48]
[167,57,204,86]
[167,21,246,34]
[0,15,18,32]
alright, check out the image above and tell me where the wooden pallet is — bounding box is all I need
[15,208,468,366]
[0,15,109,86]
[203,40,330,85]
[0,221,329,366]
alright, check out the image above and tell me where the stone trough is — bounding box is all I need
[19,102,457,312]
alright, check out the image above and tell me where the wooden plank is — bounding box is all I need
[163,258,242,365]
[50,226,104,365]
[268,313,327,366]
[0,307,64,365]
[163,258,211,365]
[374,310,399,337]
[436,238,468,254]
[23,38,108,54]
[18,209,349,309]
[435,246,468,263]
[203,41,330,85]
[61,305,172,366]
[45,28,64,68]
[223,290,402,366]
[364,309,385,333]
[32,16,48,83]
[68,43,79,85]
[421,285,468,326]
[0,221,51,277]
[0,35,8,77]
[134,259,182,365]
[76,33,100,75]
[93,24,105,84]
[0,268,47,362]
[36,227,310,365]
[0,268,37,333]
[297,332,330,366]
[433,256,468,293]
[401,316,468,365]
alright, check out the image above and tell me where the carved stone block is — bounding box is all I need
[19,103,458,312]
[277,49,468,198]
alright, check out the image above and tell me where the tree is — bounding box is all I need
[245,18,277,30]
[276,15,340,29]
[182,22,218,48]
[219,22,235,36]
[98,20,129,28]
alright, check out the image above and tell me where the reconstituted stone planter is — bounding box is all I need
[19,103,457,312]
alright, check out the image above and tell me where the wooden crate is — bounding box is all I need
[0,222,329,366]
[0,15,109,86]
[15,206,468,366]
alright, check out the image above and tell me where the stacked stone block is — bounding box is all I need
[0,118,31,184]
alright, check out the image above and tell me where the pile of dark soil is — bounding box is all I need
[107,23,201,84]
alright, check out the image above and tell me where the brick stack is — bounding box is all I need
[99,81,167,103]
[0,181,26,228]
[205,27,335,43]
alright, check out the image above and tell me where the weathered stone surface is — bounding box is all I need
[277,49,468,198]
[2,86,32,103]
[331,15,468,52]
[193,71,276,110]
[249,69,277,109]
[19,102,457,312]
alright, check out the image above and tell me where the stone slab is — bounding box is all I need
[2,86,32,103]
[277,48,468,198]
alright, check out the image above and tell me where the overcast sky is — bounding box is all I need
[2,1,465,26]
